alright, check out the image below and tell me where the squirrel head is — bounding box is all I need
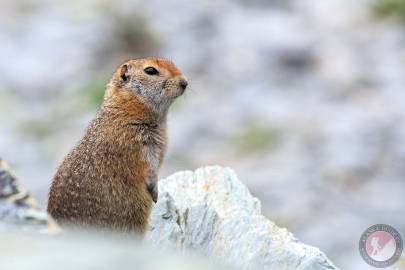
[105,57,188,121]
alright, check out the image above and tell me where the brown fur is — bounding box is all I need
[48,57,187,234]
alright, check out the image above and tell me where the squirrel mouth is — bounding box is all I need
[172,88,185,99]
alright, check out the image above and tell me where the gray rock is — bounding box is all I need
[0,158,59,233]
[147,166,338,270]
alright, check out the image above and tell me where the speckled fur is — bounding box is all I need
[48,58,187,234]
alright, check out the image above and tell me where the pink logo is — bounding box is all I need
[360,224,403,268]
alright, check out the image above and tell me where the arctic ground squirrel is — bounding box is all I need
[48,57,188,234]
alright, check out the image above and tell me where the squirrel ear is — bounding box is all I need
[120,64,131,82]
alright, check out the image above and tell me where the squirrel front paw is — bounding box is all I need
[146,179,158,203]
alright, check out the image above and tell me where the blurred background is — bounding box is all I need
[1,0,405,269]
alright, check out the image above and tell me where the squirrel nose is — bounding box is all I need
[179,79,188,90]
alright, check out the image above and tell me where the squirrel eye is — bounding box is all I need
[144,67,159,75]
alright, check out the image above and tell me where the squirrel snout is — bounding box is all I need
[179,79,188,90]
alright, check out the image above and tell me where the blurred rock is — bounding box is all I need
[0,158,59,233]
[147,166,338,270]
[0,232,229,270]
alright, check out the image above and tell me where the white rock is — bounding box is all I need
[147,166,339,270]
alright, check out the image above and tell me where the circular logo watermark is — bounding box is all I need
[359,224,403,268]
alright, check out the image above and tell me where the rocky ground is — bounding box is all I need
[0,161,339,270]
[1,0,405,269]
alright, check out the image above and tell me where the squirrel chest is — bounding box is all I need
[135,123,167,174]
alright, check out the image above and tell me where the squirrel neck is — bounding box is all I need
[101,86,167,128]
